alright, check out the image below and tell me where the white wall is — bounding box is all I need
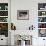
[0,0,8,3]
[11,0,46,30]
[10,0,46,46]
[0,35,8,45]
[11,0,38,30]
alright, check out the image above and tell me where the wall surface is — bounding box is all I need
[0,0,8,3]
[11,0,46,46]
[11,0,46,30]
[11,0,38,30]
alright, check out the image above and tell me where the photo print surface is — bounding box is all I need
[38,29,46,37]
[17,10,29,20]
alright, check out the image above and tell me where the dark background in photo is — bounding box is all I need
[38,29,46,37]
[17,10,29,20]
[38,3,46,10]
[0,23,8,37]
[19,12,27,17]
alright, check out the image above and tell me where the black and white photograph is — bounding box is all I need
[38,17,46,22]
[38,29,46,37]
[0,17,8,22]
[17,10,29,20]
[38,3,46,10]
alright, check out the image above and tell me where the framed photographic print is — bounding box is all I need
[0,23,8,37]
[0,17,8,22]
[17,10,29,20]
[38,29,46,37]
